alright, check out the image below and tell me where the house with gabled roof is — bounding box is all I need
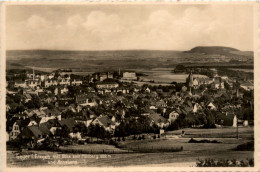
[39,116,57,124]
[10,120,24,140]
[24,94,32,103]
[156,100,167,108]
[71,79,82,86]
[54,86,69,95]
[41,119,62,135]
[19,124,50,144]
[207,102,217,110]
[6,104,11,112]
[59,78,71,86]
[148,113,169,128]
[58,118,76,132]
[144,87,151,93]
[75,94,98,107]
[26,79,41,89]
[14,81,27,88]
[24,109,43,118]
[96,82,119,89]
[92,115,115,132]
[44,79,58,88]
[168,111,179,123]
[42,108,61,117]
[58,118,81,139]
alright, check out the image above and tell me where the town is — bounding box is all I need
[6,66,254,153]
[4,2,257,168]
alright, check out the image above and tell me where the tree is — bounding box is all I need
[199,84,206,91]
[68,86,81,97]
[47,103,55,110]
[200,94,213,104]
[14,94,22,104]
[16,104,25,113]
[174,65,186,73]
[224,81,231,90]
[25,100,35,109]
[42,136,59,150]
[114,122,127,138]
[48,86,56,94]
[31,95,42,109]
[88,123,109,142]
[197,110,207,126]
[96,125,105,141]
[54,70,60,78]
[204,109,216,128]
[55,125,70,139]
[151,123,160,134]
[61,110,75,119]
[87,123,96,142]
[74,123,88,136]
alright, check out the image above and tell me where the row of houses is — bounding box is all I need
[15,78,83,89]
[93,71,137,81]
[8,109,179,142]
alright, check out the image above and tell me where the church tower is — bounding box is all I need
[235,80,240,97]
[33,66,35,80]
[187,71,194,94]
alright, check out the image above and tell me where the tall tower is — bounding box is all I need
[187,71,193,94]
[236,80,240,97]
[33,66,35,80]
[233,80,240,97]
[219,77,222,90]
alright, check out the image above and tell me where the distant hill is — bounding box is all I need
[6,47,253,71]
[184,46,253,57]
[6,49,181,61]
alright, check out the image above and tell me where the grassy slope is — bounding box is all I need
[7,127,254,167]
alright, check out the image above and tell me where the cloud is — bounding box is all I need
[26,15,52,29]
[83,11,123,38]
[67,14,84,27]
[6,6,253,51]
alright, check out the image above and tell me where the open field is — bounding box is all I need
[7,149,252,167]
[7,127,254,167]
[166,127,254,139]
[135,68,208,83]
[6,49,253,73]
[59,144,129,154]
[228,68,254,73]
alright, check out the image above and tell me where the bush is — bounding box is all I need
[109,139,115,145]
[85,138,90,143]
[235,141,254,151]
[122,137,125,141]
[133,135,136,140]
[109,139,119,148]
[196,158,254,167]
[78,140,86,145]
[142,135,145,140]
[64,139,73,145]
[153,135,156,139]
[132,146,183,153]
[157,135,160,138]
[188,138,221,143]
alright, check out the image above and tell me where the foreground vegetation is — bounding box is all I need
[196,158,254,167]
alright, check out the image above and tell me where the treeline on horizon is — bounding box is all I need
[6,46,253,57]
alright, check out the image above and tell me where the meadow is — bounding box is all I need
[7,127,254,167]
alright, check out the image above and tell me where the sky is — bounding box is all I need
[5,4,254,51]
